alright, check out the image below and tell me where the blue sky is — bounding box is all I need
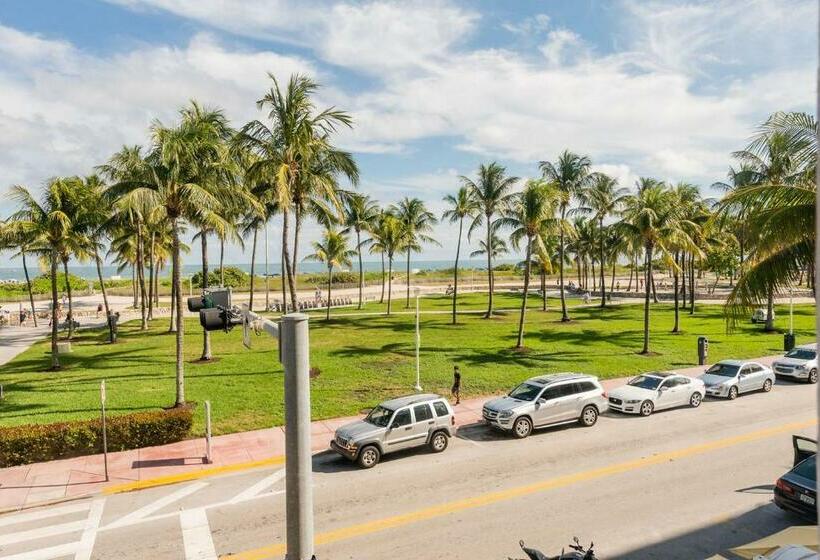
[0,0,815,267]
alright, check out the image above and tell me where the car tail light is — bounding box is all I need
[777,479,795,495]
[451,416,455,426]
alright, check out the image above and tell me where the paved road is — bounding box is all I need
[0,379,816,560]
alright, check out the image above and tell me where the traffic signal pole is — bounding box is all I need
[242,306,315,560]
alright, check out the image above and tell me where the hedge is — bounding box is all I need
[0,405,194,467]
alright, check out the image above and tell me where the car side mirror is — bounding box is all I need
[537,398,547,405]
[659,386,668,392]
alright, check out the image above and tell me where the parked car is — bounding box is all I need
[608,372,705,416]
[482,373,608,439]
[700,360,775,399]
[772,343,818,383]
[751,307,774,324]
[774,435,817,520]
[330,394,454,468]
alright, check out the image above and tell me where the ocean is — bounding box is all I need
[0,259,516,282]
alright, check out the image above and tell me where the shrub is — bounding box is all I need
[304,271,358,285]
[0,405,194,467]
[192,266,248,288]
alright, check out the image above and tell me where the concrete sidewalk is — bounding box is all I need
[0,356,781,512]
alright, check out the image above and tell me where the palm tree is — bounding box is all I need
[391,197,439,308]
[1,223,41,327]
[368,209,392,305]
[236,74,356,312]
[579,173,628,307]
[342,193,379,310]
[619,182,697,354]
[499,180,559,348]
[442,186,478,325]
[463,163,518,318]
[539,151,595,321]
[9,180,78,369]
[470,230,508,264]
[373,214,404,315]
[304,228,356,320]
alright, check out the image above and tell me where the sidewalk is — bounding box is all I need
[0,356,781,512]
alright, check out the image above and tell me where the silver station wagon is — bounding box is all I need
[482,373,608,438]
[330,394,455,468]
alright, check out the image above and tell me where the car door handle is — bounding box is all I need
[427,420,434,425]
[404,426,412,431]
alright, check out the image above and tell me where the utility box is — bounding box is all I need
[697,336,708,365]
[784,333,796,352]
[56,341,72,354]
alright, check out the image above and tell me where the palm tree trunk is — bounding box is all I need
[680,252,687,308]
[326,265,332,321]
[282,209,298,311]
[641,245,653,354]
[169,277,176,333]
[387,256,393,315]
[94,249,113,342]
[610,259,616,293]
[485,213,494,319]
[136,224,147,330]
[651,270,658,304]
[576,256,582,288]
[356,229,364,310]
[591,261,596,294]
[379,252,385,304]
[63,259,74,339]
[559,207,568,321]
[132,265,137,308]
[148,233,155,321]
[291,208,302,281]
[541,268,546,311]
[21,250,37,327]
[672,251,680,333]
[50,250,60,369]
[516,238,532,348]
[405,250,411,308]
[249,226,258,312]
[599,218,606,307]
[452,218,462,325]
[172,219,185,406]
[689,253,695,315]
[765,288,775,332]
[200,231,211,361]
[219,236,225,287]
[626,255,633,291]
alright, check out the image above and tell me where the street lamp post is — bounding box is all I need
[414,287,422,392]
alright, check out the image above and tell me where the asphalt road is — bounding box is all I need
[1,378,816,560]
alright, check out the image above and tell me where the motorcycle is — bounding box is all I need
[509,538,596,560]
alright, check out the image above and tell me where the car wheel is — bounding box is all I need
[513,416,532,439]
[762,379,773,392]
[809,369,818,384]
[428,431,448,453]
[356,445,380,469]
[579,405,598,427]
[690,392,703,408]
[728,386,738,400]
[639,400,654,417]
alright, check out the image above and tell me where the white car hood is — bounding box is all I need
[701,373,734,387]
[609,385,656,401]
[774,357,815,368]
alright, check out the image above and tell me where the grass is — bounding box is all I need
[1,293,814,437]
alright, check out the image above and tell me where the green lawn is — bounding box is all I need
[1,295,814,436]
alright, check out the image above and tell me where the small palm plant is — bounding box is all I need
[304,228,356,320]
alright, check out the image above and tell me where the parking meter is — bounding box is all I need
[697,336,708,365]
[784,333,796,352]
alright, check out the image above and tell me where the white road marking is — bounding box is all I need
[0,519,85,546]
[180,508,217,560]
[0,542,79,560]
[0,501,90,528]
[105,482,208,528]
[229,469,286,504]
[74,498,105,560]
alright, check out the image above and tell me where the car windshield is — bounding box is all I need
[792,454,817,482]
[786,349,816,360]
[364,405,394,427]
[628,375,663,390]
[508,383,543,401]
[706,363,739,377]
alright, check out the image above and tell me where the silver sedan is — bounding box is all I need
[700,360,775,400]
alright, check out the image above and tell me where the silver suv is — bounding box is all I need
[482,373,608,438]
[330,394,455,468]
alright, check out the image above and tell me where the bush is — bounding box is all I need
[304,271,358,285]
[0,405,194,467]
[192,266,248,288]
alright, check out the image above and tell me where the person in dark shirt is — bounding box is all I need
[451,365,461,405]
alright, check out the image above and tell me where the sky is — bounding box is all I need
[0,0,815,268]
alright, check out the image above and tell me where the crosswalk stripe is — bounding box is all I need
[228,469,285,504]
[181,508,218,560]
[74,497,105,560]
[0,542,79,560]
[0,519,85,547]
[0,502,90,528]
[106,482,208,529]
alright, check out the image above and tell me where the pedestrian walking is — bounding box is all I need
[451,365,461,405]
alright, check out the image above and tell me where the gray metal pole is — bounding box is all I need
[100,380,108,482]
[204,400,212,464]
[280,313,313,560]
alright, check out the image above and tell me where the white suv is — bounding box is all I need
[772,343,818,383]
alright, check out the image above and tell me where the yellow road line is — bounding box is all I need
[221,418,816,559]
[103,455,285,495]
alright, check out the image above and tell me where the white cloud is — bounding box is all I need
[502,14,551,35]
[539,29,585,66]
